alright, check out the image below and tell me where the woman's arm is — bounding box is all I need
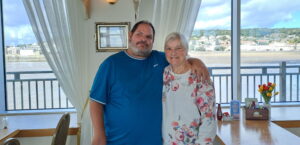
[195,83,217,145]
[90,100,107,145]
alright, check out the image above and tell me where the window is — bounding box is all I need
[1,0,73,111]
[190,0,300,104]
[240,0,300,103]
[189,0,232,104]
[0,0,5,113]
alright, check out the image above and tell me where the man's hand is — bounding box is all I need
[187,57,210,83]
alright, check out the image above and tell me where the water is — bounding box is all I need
[5,61,71,110]
[4,60,300,110]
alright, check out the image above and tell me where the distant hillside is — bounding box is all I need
[191,28,300,38]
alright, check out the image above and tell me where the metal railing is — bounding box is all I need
[6,71,73,111]
[210,62,300,104]
[5,62,300,110]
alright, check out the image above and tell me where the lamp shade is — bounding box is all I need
[106,0,118,4]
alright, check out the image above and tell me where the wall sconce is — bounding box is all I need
[106,0,118,5]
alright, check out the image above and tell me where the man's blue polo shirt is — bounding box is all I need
[90,50,168,145]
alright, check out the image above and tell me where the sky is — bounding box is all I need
[3,0,36,46]
[2,0,300,46]
[195,0,300,29]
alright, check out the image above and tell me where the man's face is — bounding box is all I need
[128,24,154,58]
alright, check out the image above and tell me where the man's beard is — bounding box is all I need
[130,41,152,57]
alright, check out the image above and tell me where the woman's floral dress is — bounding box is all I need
[162,66,216,145]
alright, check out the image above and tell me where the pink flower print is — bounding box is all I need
[206,112,213,118]
[196,97,204,106]
[205,138,212,143]
[187,131,194,137]
[188,76,194,85]
[200,103,209,112]
[205,89,214,97]
[164,72,169,79]
[162,96,166,102]
[172,142,178,145]
[191,92,196,97]
[192,87,199,97]
[172,83,179,91]
[172,121,179,127]
[190,120,198,127]
[182,124,189,132]
[164,71,174,82]
[170,74,175,80]
[175,131,184,141]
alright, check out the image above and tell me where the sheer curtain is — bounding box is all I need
[140,0,202,51]
[22,0,91,144]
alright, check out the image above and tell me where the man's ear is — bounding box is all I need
[128,32,132,41]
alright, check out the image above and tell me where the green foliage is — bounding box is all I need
[214,46,226,51]
[288,38,300,44]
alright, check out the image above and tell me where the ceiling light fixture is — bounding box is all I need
[106,0,118,5]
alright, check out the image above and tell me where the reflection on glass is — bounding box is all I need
[98,25,127,48]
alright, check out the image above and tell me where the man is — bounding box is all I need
[90,20,209,145]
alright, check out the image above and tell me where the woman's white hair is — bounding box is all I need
[164,32,189,51]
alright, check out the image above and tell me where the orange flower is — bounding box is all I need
[258,82,279,103]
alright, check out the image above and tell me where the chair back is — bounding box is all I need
[51,113,70,145]
[2,138,20,145]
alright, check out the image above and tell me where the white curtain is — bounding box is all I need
[22,0,91,144]
[141,0,202,51]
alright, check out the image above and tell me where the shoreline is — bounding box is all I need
[5,51,300,66]
[189,51,300,66]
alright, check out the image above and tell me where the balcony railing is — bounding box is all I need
[6,71,73,111]
[5,62,300,111]
[211,62,300,104]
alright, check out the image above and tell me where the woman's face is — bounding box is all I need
[165,39,187,67]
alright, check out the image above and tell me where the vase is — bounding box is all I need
[263,102,271,120]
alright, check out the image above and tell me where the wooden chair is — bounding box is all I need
[2,138,20,145]
[51,113,70,145]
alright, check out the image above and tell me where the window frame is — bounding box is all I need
[231,0,241,101]
[0,0,7,114]
[0,1,75,113]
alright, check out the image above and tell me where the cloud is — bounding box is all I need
[201,0,227,7]
[195,1,231,29]
[195,16,231,30]
[3,0,29,27]
[4,25,36,46]
[3,0,36,45]
[241,0,300,28]
[195,0,300,29]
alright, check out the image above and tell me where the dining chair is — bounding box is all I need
[2,138,20,145]
[51,113,70,145]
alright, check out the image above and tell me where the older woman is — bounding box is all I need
[162,32,216,145]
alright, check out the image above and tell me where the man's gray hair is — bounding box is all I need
[164,32,189,51]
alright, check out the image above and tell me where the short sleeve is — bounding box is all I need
[158,51,169,67]
[89,59,113,105]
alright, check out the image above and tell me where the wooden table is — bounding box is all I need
[216,107,300,145]
[0,113,79,142]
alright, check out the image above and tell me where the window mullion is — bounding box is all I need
[0,0,7,113]
[231,0,241,101]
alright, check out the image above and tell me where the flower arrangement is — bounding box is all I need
[258,82,279,104]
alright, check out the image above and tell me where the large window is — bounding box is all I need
[240,0,300,103]
[189,0,232,104]
[1,0,72,111]
[190,0,300,104]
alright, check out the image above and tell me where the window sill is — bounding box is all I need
[0,108,76,116]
